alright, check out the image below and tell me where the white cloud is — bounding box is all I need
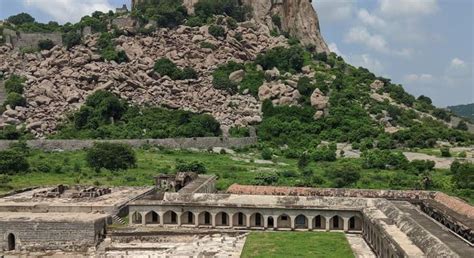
[379,0,439,17]
[345,26,388,53]
[357,9,386,28]
[24,0,114,23]
[450,58,467,68]
[404,73,434,83]
[446,58,471,79]
[328,42,342,56]
[346,54,385,75]
[313,0,355,22]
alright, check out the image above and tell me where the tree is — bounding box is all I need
[456,121,468,131]
[63,31,81,49]
[440,147,451,157]
[261,148,273,160]
[451,161,474,189]
[0,150,29,174]
[175,159,207,174]
[4,93,26,108]
[208,25,226,38]
[325,164,361,188]
[7,13,35,25]
[85,143,136,172]
[38,39,55,50]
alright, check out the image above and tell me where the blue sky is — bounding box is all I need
[0,0,472,106]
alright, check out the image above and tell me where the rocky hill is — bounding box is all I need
[448,103,474,122]
[0,0,472,148]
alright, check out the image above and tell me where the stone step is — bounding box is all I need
[112,215,126,225]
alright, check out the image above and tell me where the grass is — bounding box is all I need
[241,232,354,258]
[0,147,470,204]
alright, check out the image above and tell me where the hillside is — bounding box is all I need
[0,0,472,148]
[448,103,474,122]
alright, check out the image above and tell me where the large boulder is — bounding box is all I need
[229,69,245,83]
[310,88,329,110]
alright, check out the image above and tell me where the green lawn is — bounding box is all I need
[241,232,354,258]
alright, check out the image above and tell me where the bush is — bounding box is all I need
[134,0,187,28]
[154,58,197,80]
[7,13,35,25]
[4,75,26,94]
[200,41,217,50]
[37,39,55,50]
[362,149,408,170]
[312,146,337,162]
[0,150,29,174]
[298,153,310,169]
[226,17,238,30]
[253,172,278,185]
[325,164,361,188]
[271,15,281,29]
[440,147,451,157]
[63,31,81,49]
[451,161,474,189]
[186,16,204,27]
[85,142,137,172]
[255,46,305,73]
[101,46,128,63]
[175,159,207,174]
[212,61,244,93]
[229,126,250,137]
[208,25,225,38]
[261,148,273,160]
[194,0,250,22]
[409,160,435,175]
[4,93,26,108]
[456,121,468,131]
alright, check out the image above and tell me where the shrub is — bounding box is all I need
[63,31,81,49]
[440,147,451,157]
[279,170,297,178]
[200,41,217,50]
[7,13,35,25]
[194,0,250,22]
[37,39,55,50]
[85,142,137,172]
[226,17,238,30]
[153,58,196,80]
[432,108,451,122]
[229,126,250,137]
[255,46,305,73]
[4,75,26,94]
[186,16,204,27]
[253,172,278,185]
[409,160,435,175]
[362,149,408,170]
[212,61,244,93]
[101,46,128,63]
[261,148,273,160]
[0,174,11,187]
[451,161,474,189]
[0,150,29,174]
[312,146,337,162]
[298,153,310,169]
[271,14,281,29]
[4,93,26,108]
[181,67,198,80]
[456,121,468,131]
[208,25,225,38]
[325,164,361,188]
[175,159,207,174]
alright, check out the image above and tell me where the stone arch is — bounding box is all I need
[232,212,247,227]
[131,211,142,224]
[294,214,308,229]
[267,216,275,228]
[163,210,178,224]
[198,211,212,226]
[277,214,291,228]
[7,233,15,251]
[181,211,195,225]
[250,212,264,227]
[329,215,343,230]
[215,212,230,226]
[144,211,160,224]
[313,215,326,229]
[348,216,362,230]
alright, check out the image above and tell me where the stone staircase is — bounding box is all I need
[112,215,126,225]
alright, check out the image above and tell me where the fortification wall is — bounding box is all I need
[0,218,105,252]
[3,28,63,49]
[0,137,257,151]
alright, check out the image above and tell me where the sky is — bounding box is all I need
[0,0,472,107]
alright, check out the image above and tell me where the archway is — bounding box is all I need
[216,212,230,226]
[232,212,247,227]
[198,211,212,226]
[277,214,291,228]
[7,233,15,251]
[131,211,142,224]
[349,216,362,231]
[313,215,326,229]
[163,211,178,224]
[181,211,195,225]
[250,213,263,227]
[145,211,160,224]
[330,215,343,230]
[295,214,308,229]
[267,217,274,228]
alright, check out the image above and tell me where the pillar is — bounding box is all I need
[177,212,182,226]
[159,212,164,226]
[263,215,268,229]
[290,216,295,230]
[343,217,349,232]
[308,216,313,230]
[141,212,146,225]
[325,217,330,231]
[246,214,251,228]
[129,212,134,225]
[229,214,234,228]
[211,213,216,227]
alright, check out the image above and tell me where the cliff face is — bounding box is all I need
[241,0,329,53]
[136,0,329,53]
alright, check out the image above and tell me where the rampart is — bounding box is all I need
[0,137,257,151]
[3,28,63,49]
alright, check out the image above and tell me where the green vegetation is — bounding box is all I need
[194,0,250,22]
[62,31,81,49]
[200,41,217,50]
[53,90,221,139]
[154,58,198,80]
[256,46,305,73]
[212,61,243,93]
[208,25,226,38]
[4,75,26,95]
[37,39,55,50]
[0,150,29,174]
[241,232,354,258]
[86,143,137,172]
[132,0,187,28]
[448,103,474,122]
[7,13,35,25]
[97,32,128,63]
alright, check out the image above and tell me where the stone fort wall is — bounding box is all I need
[0,137,257,151]
[3,28,63,49]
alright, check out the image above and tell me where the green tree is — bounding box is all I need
[38,39,55,50]
[0,150,29,174]
[85,143,137,172]
[175,159,207,174]
[4,93,26,108]
[451,161,474,189]
[7,13,35,25]
[208,25,226,38]
[325,164,361,188]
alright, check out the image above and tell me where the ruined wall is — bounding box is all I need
[3,28,63,49]
[179,175,217,194]
[0,219,106,252]
[0,137,257,151]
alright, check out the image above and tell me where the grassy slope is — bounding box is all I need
[241,232,354,258]
[1,147,465,203]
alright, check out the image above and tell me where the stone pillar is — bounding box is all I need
[129,212,134,225]
[141,212,146,225]
[195,213,200,227]
[343,217,349,232]
[211,213,216,227]
[177,212,182,226]
[290,216,295,230]
[229,215,234,228]
[308,217,313,230]
[325,217,330,231]
[159,212,164,226]
[263,215,268,229]
[246,214,251,228]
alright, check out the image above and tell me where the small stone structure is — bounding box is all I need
[155,172,217,194]
[116,4,129,14]
[2,28,63,49]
